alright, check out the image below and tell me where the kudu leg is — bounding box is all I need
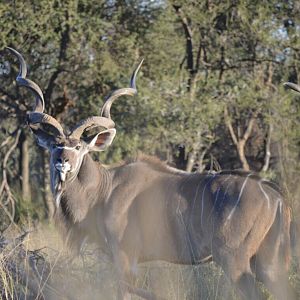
[114,255,164,300]
[255,269,296,300]
[253,256,296,300]
[127,285,166,300]
[108,237,162,300]
[112,248,134,300]
[233,271,264,300]
[115,252,165,300]
[252,204,296,300]
[215,252,264,300]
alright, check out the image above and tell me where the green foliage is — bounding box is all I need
[0,1,300,298]
[0,0,299,209]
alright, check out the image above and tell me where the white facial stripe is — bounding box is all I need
[56,146,79,152]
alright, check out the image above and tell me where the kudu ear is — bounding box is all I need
[86,129,116,152]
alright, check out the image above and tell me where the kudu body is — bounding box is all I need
[9,48,295,300]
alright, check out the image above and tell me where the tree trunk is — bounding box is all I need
[186,148,197,172]
[186,133,202,172]
[19,131,31,201]
[262,123,273,172]
[224,107,255,171]
[196,148,207,172]
[40,149,55,219]
[237,140,250,171]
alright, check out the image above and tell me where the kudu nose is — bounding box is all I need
[55,157,71,182]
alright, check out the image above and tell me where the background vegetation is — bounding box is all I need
[0,0,299,299]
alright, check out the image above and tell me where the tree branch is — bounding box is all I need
[224,106,256,171]
[242,114,256,142]
[262,123,273,172]
[173,5,194,91]
[44,10,70,110]
[224,106,238,146]
[195,40,202,72]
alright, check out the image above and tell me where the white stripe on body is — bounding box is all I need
[222,174,233,202]
[258,180,271,209]
[175,198,198,264]
[191,176,206,213]
[226,173,252,221]
[201,174,216,228]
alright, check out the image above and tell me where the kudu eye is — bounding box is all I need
[75,145,81,150]
[57,158,69,163]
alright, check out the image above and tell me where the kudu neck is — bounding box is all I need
[73,153,112,199]
[52,153,112,221]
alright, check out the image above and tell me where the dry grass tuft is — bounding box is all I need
[0,225,117,300]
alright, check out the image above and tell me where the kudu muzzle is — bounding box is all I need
[55,158,71,181]
[52,145,83,182]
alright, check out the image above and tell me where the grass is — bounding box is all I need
[0,223,299,300]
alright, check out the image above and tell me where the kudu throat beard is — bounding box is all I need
[52,171,66,208]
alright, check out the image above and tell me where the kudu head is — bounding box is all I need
[7,47,142,183]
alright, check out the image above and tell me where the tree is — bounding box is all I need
[0,0,300,224]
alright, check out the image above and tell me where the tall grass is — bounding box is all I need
[0,225,299,300]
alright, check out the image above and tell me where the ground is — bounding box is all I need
[0,223,299,300]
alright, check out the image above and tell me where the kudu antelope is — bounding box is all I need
[8,47,295,300]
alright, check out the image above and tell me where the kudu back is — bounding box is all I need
[8,47,295,300]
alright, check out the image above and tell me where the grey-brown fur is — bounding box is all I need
[8,48,295,300]
[54,153,293,300]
